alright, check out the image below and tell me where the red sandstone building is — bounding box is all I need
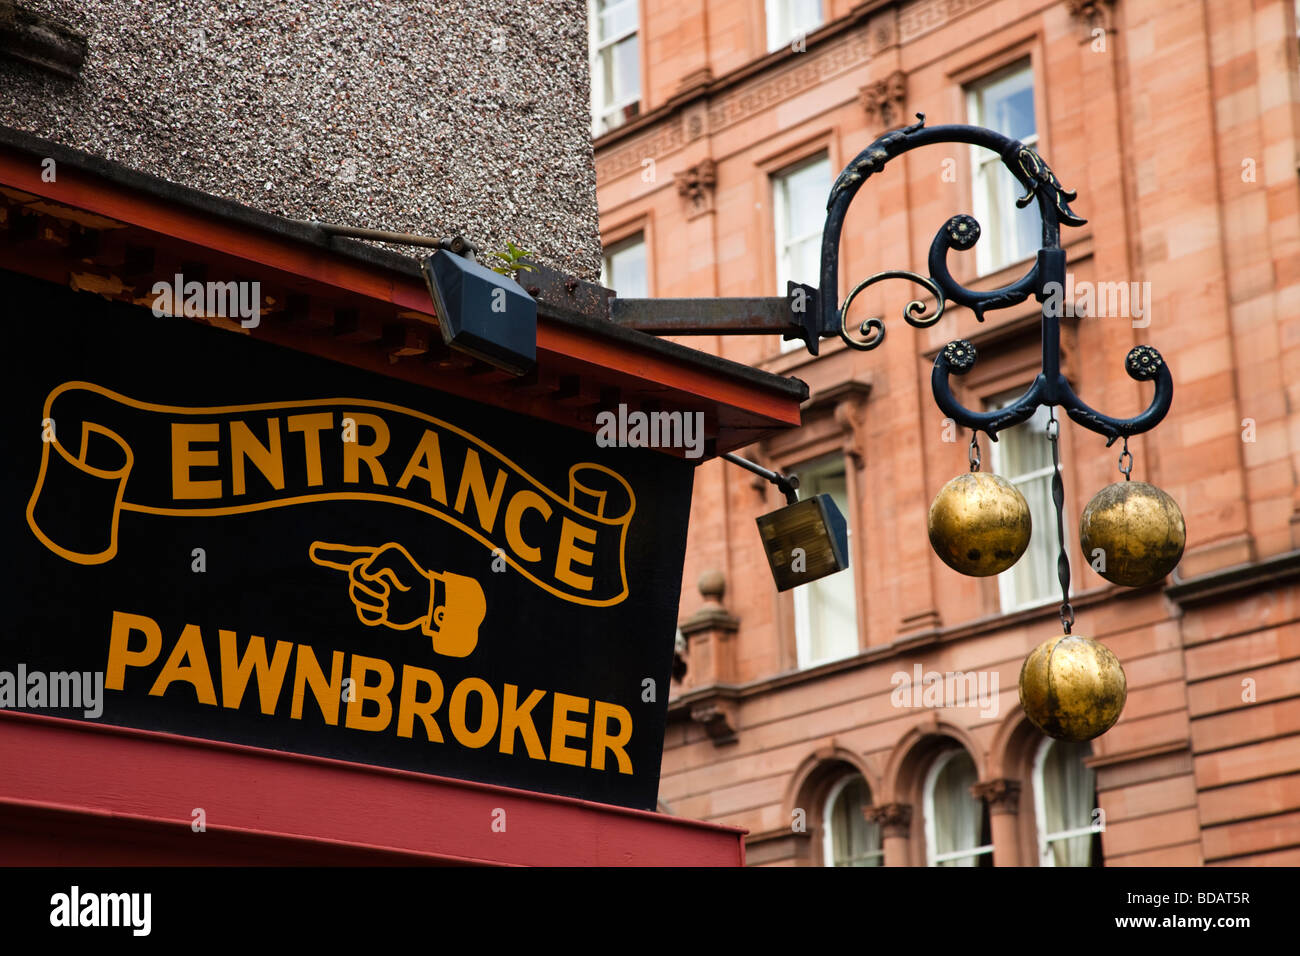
[593,0,1300,865]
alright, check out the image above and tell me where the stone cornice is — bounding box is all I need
[594,6,886,182]
[1164,550,1300,610]
[592,2,888,152]
[666,581,1148,718]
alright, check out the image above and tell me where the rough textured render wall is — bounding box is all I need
[0,0,602,278]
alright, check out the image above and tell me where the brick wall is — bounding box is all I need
[596,0,1300,865]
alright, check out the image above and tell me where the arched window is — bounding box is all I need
[1033,737,1103,866]
[822,775,883,867]
[923,748,993,866]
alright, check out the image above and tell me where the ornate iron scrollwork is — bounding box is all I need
[817,112,1171,444]
[838,270,944,351]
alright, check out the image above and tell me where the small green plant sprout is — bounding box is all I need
[488,240,537,279]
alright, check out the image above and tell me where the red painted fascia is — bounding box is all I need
[0,710,745,867]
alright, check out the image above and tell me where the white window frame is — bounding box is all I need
[600,232,648,298]
[792,454,858,668]
[986,391,1059,613]
[1033,737,1104,867]
[773,153,830,353]
[822,775,885,867]
[589,0,641,137]
[765,0,824,52]
[923,748,994,867]
[966,62,1039,275]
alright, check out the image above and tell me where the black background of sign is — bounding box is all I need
[0,270,695,811]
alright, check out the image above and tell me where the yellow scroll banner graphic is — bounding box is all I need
[27,382,636,607]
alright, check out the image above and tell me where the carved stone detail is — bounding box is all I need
[1065,0,1116,41]
[859,70,907,131]
[864,802,913,838]
[970,778,1022,815]
[899,0,998,43]
[596,29,873,182]
[834,396,869,470]
[674,159,717,219]
[690,699,738,745]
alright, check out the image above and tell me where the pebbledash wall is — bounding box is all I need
[594,0,1300,865]
[0,0,602,278]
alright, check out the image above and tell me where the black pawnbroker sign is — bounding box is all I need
[1,272,695,810]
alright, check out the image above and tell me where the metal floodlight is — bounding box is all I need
[721,451,851,592]
[756,493,850,592]
[421,249,537,375]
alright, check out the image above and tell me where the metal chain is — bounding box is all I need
[968,432,981,472]
[1118,436,1133,481]
[1047,409,1074,633]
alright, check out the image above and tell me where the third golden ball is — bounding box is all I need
[1019,634,1127,742]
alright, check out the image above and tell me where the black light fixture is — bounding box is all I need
[724,453,851,592]
[297,222,537,376]
[757,496,851,592]
[420,249,537,376]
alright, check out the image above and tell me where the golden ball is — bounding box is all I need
[1019,634,1127,741]
[1080,481,1185,588]
[928,472,1031,576]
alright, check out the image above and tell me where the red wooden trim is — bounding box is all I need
[0,711,745,867]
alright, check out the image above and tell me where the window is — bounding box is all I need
[792,455,857,667]
[924,748,993,866]
[773,154,829,352]
[986,391,1056,611]
[1033,738,1103,866]
[823,775,883,866]
[766,0,824,52]
[966,62,1041,274]
[590,0,640,136]
[601,233,648,298]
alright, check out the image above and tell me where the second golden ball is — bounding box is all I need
[1080,480,1185,588]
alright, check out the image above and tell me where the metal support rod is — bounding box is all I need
[1047,410,1074,634]
[722,452,799,505]
[610,296,800,336]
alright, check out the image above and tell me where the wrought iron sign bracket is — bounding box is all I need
[611,112,1172,446]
